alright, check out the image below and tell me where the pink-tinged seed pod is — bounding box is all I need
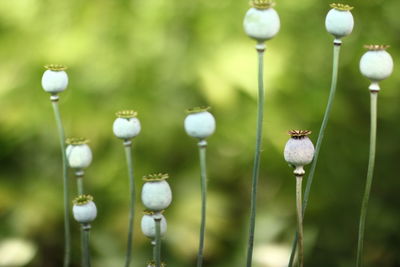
[141,173,172,211]
[325,3,354,40]
[243,0,280,43]
[41,64,69,94]
[284,130,315,176]
[184,107,216,140]
[113,110,141,140]
[72,195,97,224]
[360,45,393,91]
[66,138,92,170]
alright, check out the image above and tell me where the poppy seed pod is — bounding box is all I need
[41,64,69,94]
[284,130,315,170]
[113,110,141,140]
[184,107,216,140]
[360,45,393,91]
[141,173,172,211]
[66,138,92,170]
[72,195,97,224]
[325,3,354,40]
[141,211,167,239]
[243,0,280,43]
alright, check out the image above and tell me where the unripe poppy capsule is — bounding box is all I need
[41,64,69,94]
[325,3,354,40]
[184,107,216,140]
[243,0,280,43]
[113,110,141,140]
[360,45,393,91]
[72,195,97,224]
[66,138,92,170]
[141,211,168,239]
[141,173,172,211]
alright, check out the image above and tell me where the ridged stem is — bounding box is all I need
[82,225,92,267]
[288,43,341,267]
[154,218,162,267]
[197,141,208,267]
[246,45,265,267]
[296,176,304,267]
[51,99,71,267]
[124,141,136,267]
[356,91,378,267]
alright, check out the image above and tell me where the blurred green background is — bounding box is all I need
[0,0,399,266]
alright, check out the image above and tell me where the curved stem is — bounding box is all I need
[154,218,162,267]
[124,142,136,267]
[296,176,304,267]
[51,99,71,267]
[197,141,208,267]
[82,225,92,267]
[356,92,378,266]
[246,46,265,267]
[288,43,341,267]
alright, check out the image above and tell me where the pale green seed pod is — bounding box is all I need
[113,110,141,140]
[72,195,97,224]
[141,173,172,211]
[141,211,167,239]
[184,107,216,140]
[360,45,393,91]
[66,138,92,170]
[325,4,354,40]
[243,0,280,43]
[41,64,69,94]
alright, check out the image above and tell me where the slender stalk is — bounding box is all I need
[82,225,92,267]
[288,42,341,267]
[152,241,156,262]
[51,98,71,267]
[76,172,85,195]
[154,218,162,267]
[296,176,304,267]
[246,44,265,267]
[75,172,85,267]
[356,92,378,266]
[197,141,208,267]
[124,141,136,267]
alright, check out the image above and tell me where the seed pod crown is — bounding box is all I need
[116,110,138,118]
[143,173,169,182]
[44,64,68,71]
[251,0,275,9]
[73,195,94,206]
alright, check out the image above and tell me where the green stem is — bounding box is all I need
[51,98,71,267]
[288,43,341,267]
[75,172,85,267]
[197,141,208,267]
[296,176,304,267]
[76,174,84,195]
[82,225,92,267]
[124,141,136,267]
[152,241,156,262]
[154,218,162,267]
[356,91,378,267]
[246,45,265,267]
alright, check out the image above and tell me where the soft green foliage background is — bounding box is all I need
[0,0,399,266]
